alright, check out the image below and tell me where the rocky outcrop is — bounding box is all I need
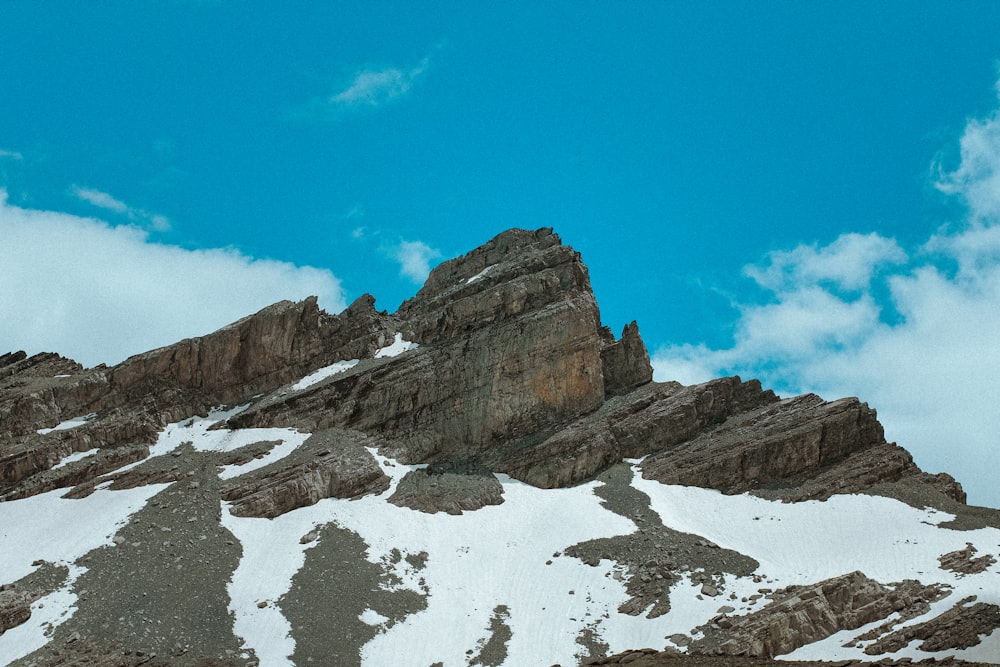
[226,229,616,484]
[938,544,997,576]
[689,572,943,657]
[0,585,31,636]
[388,462,504,515]
[600,321,653,397]
[863,597,1000,654]
[4,227,952,503]
[107,296,392,410]
[220,429,390,518]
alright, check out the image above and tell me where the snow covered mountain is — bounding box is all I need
[1,228,998,666]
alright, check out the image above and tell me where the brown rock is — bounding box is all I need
[388,462,504,515]
[938,543,997,576]
[0,585,31,634]
[865,596,1000,654]
[689,572,941,657]
[220,428,390,518]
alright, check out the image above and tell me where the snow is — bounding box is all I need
[0,484,168,664]
[359,608,389,626]
[465,265,495,284]
[221,452,660,667]
[291,359,359,391]
[50,447,99,470]
[0,564,85,663]
[36,413,96,435]
[217,441,1000,666]
[112,405,309,480]
[631,471,1000,661]
[374,333,418,358]
[6,387,1000,664]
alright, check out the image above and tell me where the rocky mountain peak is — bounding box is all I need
[1,228,998,666]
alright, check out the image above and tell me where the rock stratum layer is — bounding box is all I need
[1,228,998,667]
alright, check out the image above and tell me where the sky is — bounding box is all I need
[2,3,1000,507]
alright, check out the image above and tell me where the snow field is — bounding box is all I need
[632,470,1000,662]
[0,484,168,664]
[221,452,671,667]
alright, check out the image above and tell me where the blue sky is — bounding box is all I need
[3,3,1000,506]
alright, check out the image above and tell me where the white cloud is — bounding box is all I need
[70,185,172,232]
[0,149,24,160]
[652,81,1000,509]
[0,191,346,368]
[934,81,1000,224]
[744,232,907,292]
[392,240,441,283]
[325,43,444,110]
[330,55,430,109]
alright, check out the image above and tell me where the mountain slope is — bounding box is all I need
[1,228,998,666]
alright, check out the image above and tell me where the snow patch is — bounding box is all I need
[110,405,308,480]
[221,450,662,667]
[50,447,99,470]
[36,413,96,435]
[465,265,496,284]
[291,359,360,391]
[374,333,418,359]
[359,608,389,626]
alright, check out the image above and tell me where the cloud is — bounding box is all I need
[0,190,346,368]
[0,149,23,160]
[652,80,1000,508]
[330,56,430,108]
[744,233,907,293]
[70,185,172,232]
[934,80,1000,224]
[392,240,441,283]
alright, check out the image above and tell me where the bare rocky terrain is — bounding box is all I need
[2,228,998,666]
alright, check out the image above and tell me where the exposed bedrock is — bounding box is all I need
[388,461,504,515]
[220,428,390,518]
[689,571,944,657]
[2,227,974,509]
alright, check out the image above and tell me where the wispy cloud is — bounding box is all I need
[70,185,171,232]
[0,189,345,367]
[330,55,430,109]
[392,239,441,283]
[934,77,1000,224]
[651,77,1000,508]
[293,46,442,121]
[0,149,23,160]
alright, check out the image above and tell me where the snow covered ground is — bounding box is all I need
[222,445,1000,666]
[633,475,1000,662]
[0,483,168,664]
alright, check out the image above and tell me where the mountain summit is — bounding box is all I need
[2,228,998,666]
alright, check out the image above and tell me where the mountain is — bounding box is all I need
[1,228,998,667]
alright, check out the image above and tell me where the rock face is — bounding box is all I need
[0,586,31,636]
[1,228,957,506]
[688,572,946,657]
[863,597,1000,654]
[388,462,504,515]
[2,227,998,667]
[220,429,391,518]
